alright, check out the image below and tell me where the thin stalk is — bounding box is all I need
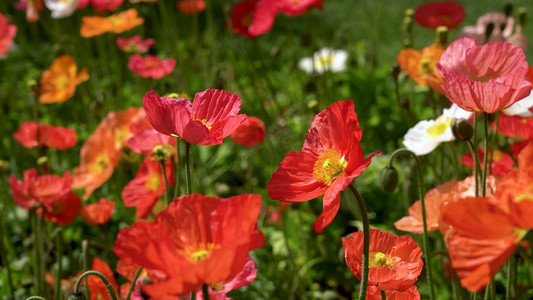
[73,271,118,300]
[380,290,386,300]
[160,160,170,206]
[481,113,489,197]
[506,254,517,300]
[184,142,192,194]
[347,184,370,300]
[190,291,195,300]
[174,138,181,198]
[54,229,63,300]
[466,140,480,197]
[387,149,435,300]
[126,267,143,300]
[472,112,480,196]
[202,284,210,300]
[483,282,492,300]
[489,113,500,175]
[0,211,15,299]
[82,240,90,298]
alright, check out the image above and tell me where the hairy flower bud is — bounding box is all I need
[381,166,399,193]
[451,118,473,141]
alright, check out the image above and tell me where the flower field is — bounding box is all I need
[2,0,533,299]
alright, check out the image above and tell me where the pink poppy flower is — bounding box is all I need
[459,13,514,45]
[116,35,154,54]
[143,89,246,145]
[128,55,176,79]
[275,0,324,17]
[437,38,531,113]
[0,12,17,57]
[127,129,176,156]
[414,1,466,30]
[90,0,124,12]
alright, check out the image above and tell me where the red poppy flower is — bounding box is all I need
[230,116,266,147]
[90,0,124,12]
[0,12,17,57]
[275,0,324,17]
[342,229,424,291]
[114,193,265,299]
[122,156,174,218]
[127,129,176,157]
[143,89,246,145]
[76,258,119,300]
[9,169,81,225]
[81,198,115,225]
[128,55,176,79]
[176,0,205,15]
[231,0,263,38]
[437,38,531,113]
[496,114,533,139]
[414,1,466,30]
[461,148,514,176]
[267,100,378,233]
[116,35,154,53]
[13,121,77,150]
[364,285,420,300]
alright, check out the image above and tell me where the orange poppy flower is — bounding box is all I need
[342,229,424,291]
[397,44,444,94]
[81,198,115,225]
[99,106,146,151]
[80,8,144,38]
[39,55,89,104]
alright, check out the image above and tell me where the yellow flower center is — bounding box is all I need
[180,243,218,263]
[369,251,396,268]
[89,156,109,174]
[315,54,334,70]
[55,75,70,89]
[151,145,173,161]
[193,117,212,130]
[426,117,451,138]
[144,172,161,191]
[313,148,347,186]
[211,282,223,291]
[419,58,434,76]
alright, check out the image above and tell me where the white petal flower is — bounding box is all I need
[503,90,533,117]
[44,0,79,19]
[403,104,473,156]
[298,47,348,75]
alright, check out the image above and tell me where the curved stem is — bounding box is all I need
[348,184,370,300]
[184,142,192,194]
[202,284,210,300]
[387,149,435,300]
[73,271,118,300]
[126,267,143,300]
[26,297,47,300]
[160,160,170,206]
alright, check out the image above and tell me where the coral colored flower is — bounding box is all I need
[0,12,17,57]
[127,129,176,156]
[143,89,246,145]
[44,0,78,18]
[13,121,77,150]
[116,35,154,53]
[230,116,266,147]
[461,148,514,176]
[114,193,265,299]
[9,169,81,225]
[81,198,115,225]
[298,48,348,75]
[414,1,465,30]
[403,104,472,156]
[39,55,89,104]
[91,0,124,12]
[267,100,379,233]
[14,0,43,22]
[77,258,119,300]
[496,114,533,140]
[80,8,144,38]
[128,55,176,79]
[459,13,514,45]
[176,0,205,15]
[343,229,424,291]
[122,157,174,218]
[397,44,444,93]
[99,106,146,151]
[437,38,531,113]
[364,285,421,300]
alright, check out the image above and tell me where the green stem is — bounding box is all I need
[472,112,480,196]
[185,142,192,194]
[387,149,435,300]
[380,290,386,300]
[481,113,489,197]
[466,140,480,197]
[160,160,170,206]
[202,284,210,300]
[506,254,517,300]
[31,210,44,296]
[26,297,47,300]
[0,211,15,300]
[73,271,118,300]
[54,229,63,300]
[126,267,143,300]
[483,282,492,300]
[82,240,90,299]
[174,138,181,198]
[347,184,370,300]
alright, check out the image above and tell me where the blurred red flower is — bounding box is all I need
[414,1,465,30]
[496,114,533,140]
[176,0,205,15]
[437,38,531,113]
[122,156,174,218]
[343,229,424,291]
[39,54,89,104]
[81,198,115,225]
[364,285,420,300]
[116,35,154,53]
[100,106,146,151]
[230,116,266,147]
[461,148,515,177]
[114,193,264,298]
[128,55,176,79]
[90,0,124,12]
[127,129,176,157]
[9,169,81,225]
[143,89,246,145]
[13,121,77,150]
[0,12,17,57]
[275,0,324,17]
[267,100,378,233]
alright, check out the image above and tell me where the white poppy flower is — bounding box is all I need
[403,104,473,156]
[503,90,533,117]
[298,48,348,75]
[44,0,79,19]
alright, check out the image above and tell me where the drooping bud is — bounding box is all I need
[66,291,87,300]
[503,3,513,18]
[151,145,173,162]
[484,23,495,43]
[434,26,448,48]
[381,166,399,193]
[517,7,527,27]
[451,118,473,141]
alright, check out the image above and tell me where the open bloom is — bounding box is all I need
[176,0,205,15]
[397,44,444,94]
[413,1,465,30]
[81,198,115,225]
[230,116,266,147]
[39,55,89,104]
[403,104,472,156]
[13,121,77,150]
[343,229,424,291]
[114,193,265,298]
[143,89,246,145]
[116,35,154,53]
[0,12,17,57]
[80,8,144,38]
[299,48,348,75]
[128,55,176,79]
[267,100,378,233]
[437,38,531,113]
[44,0,78,18]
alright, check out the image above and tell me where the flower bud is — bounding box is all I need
[381,166,399,193]
[517,7,527,27]
[434,26,448,47]
[66,292,87,300]
[451,118,473,141]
